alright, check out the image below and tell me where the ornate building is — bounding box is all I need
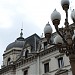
[0,28,72,75]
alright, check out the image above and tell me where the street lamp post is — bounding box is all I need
[44,0,75,75]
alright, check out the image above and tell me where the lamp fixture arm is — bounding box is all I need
[55,26,67,44]
[64,10,69,27]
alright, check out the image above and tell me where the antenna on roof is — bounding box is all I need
[22,21,23,29]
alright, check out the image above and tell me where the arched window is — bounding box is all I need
[7,57,11,65]
[25,50,29,58]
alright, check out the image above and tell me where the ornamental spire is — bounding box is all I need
[20,29,23,37]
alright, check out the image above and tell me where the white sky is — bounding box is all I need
[0,0,75,68]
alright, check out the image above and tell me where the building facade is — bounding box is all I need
[0,30,72,75]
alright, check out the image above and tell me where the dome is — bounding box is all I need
[6,29,25,51]
[6,37,25,50]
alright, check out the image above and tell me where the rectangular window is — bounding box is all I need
[24,70,28,75]
[58,57,64,68]
[44,62,49,73]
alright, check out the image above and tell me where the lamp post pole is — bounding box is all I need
[69,54,75,75]
[44,0,75,75]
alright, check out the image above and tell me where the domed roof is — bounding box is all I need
[6,29,25,50]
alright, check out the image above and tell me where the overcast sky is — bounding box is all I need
[0,0,75,68]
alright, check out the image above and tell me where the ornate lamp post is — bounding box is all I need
[44,0,75,75]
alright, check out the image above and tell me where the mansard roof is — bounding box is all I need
[24,33,40,52]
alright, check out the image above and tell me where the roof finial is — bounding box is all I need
[20,29,23,37]
[20,22,23,37]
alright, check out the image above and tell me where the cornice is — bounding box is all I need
[16,54,38,68]
[55,69,68,75]
[3,49,21,56]
[0,64,15,74]
[39,46,57,57]
[16,46,57,68]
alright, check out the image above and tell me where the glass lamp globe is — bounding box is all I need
[44,22,52,40]
[61,0,70,10]
[71,9,75,23]
[54,35,63,44]
[72,30,75,40]
[51,9,61,26]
